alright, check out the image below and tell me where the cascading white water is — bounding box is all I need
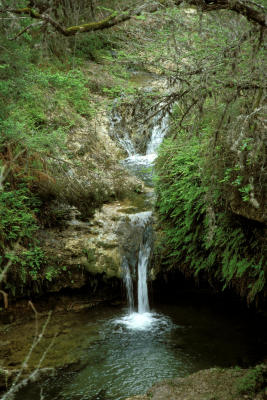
[120,212,153,328]
[146,108,169,156]
[109,104,136,156]
[137,229,151,313]
[112,98,169,329]
[122,257,134,312]
[117,105,169,186]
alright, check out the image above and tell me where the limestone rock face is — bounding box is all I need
[229,190,266,224]
[41,203,122,283]
[38,101,143,220]
[39,194,153,292]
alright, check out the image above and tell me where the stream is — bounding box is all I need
[11,82,267,400]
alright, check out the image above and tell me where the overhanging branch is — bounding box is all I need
[6,3,155,36]
[2,0,266,39]
[185,0,266,27]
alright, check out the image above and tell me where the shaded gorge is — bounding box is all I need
[10,75,267,400]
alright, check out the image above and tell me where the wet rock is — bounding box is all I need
[116,211,153,277]
[36,192,154,294]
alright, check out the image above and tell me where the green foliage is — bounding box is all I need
[153,4,265,304]
[234,365,266,395]
[0,182,72,293]
[102,84,137,98]
[44,265,61,282]
[19,246,45,280]
[0,183,46,290]
[0,64,94,155]
[155,135,266,303]
[75,32,113,61]
[0,184,40,249]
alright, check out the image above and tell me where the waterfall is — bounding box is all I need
[122,257,134,312]
[120,212,152,315]
[109,100,169,161]
[146,108,169,156]
[109,101,169,186]
[109,103,136,156]
[111,91,169,329]
[137,226,151,313]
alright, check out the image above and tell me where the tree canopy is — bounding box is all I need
[1,0,266,41]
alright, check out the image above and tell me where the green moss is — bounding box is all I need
[234,365,266,395]
[65,13,117,35]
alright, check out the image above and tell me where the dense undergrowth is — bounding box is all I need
[155,132,266,305]
[0,24,139,296]
[151,5,266,306]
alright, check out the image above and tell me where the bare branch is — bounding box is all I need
[5,4,150,36]
[9,21,44,40]
[7,311,53,394]
[1,311,55,400]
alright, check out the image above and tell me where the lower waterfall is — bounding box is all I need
[119,212,153,329]
[137,227,151,314]
[122,257,134,312]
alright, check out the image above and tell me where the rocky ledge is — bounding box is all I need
[126,365,267,400]
[37,190,154,293]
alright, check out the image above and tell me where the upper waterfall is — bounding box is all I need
[109,105,136,156]
[109,98,169,185]
[146,107,169,156]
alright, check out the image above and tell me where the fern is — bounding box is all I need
[155,135,266,303]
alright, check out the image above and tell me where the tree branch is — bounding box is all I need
[185,0,266,27]
[2,0,266,40]
[9,21,44,40]
[6,4,155,36]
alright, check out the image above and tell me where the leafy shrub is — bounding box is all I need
[0,183,47,293]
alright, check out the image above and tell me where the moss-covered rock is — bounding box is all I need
[126,365,267,400]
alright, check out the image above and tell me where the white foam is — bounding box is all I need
[116,312,155,331]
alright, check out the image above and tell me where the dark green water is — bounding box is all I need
[15,301,266,400]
